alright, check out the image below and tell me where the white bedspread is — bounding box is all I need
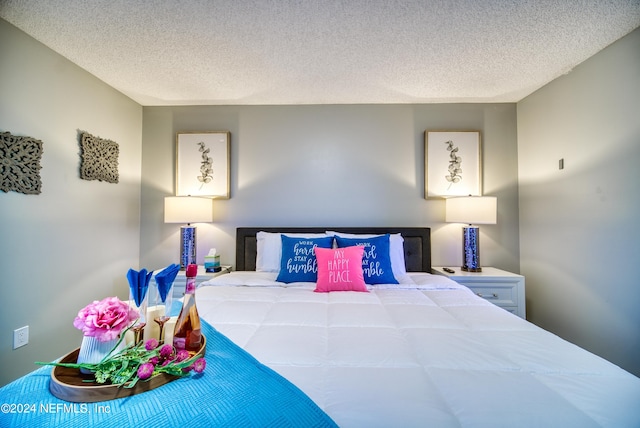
[198,272,640,428]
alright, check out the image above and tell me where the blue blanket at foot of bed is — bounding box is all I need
[0,320,337,428]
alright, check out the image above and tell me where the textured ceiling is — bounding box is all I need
[1,0,639,106]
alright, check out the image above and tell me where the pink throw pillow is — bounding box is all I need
[314,246,368,292]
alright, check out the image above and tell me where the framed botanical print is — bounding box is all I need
[176,131,230,198]
[425,130,481,199]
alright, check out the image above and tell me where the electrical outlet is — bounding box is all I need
[13,326,29,349]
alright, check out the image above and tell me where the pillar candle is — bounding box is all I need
[144,305,165,342]
[124,329,135,346]
[163,316,178,345]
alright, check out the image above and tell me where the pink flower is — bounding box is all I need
[149,356,159,365]
[176,350,190,362]
[145,338,159,350]
[191,358,206,374]
[73,297,139,342]
[159,344,174,359]
[137,362,155,380]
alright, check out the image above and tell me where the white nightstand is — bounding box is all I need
[432,267,526,319]
[172,265,231,298]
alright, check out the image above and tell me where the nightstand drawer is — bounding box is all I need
[464,283,518,307]
[431,267,526,319]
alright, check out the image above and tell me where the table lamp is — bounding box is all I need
[445,196,497,272]
[164,196,213,269]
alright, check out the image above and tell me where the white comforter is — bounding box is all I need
[198,272,640,428]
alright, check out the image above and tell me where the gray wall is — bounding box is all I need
[0,20,143,386]
[517,27,640,376]
[140,104,520,275]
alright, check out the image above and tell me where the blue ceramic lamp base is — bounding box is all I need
[180,225,197,270]
[461,226,482,272]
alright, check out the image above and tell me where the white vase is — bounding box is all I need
[77,336,125,374]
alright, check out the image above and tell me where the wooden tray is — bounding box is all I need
[49,335,206,403]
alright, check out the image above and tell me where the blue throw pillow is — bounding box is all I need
[335,234,398,284]
[276,235,334,283]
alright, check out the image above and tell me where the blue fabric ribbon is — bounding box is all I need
[126,268,153,307]
[154,263,180,303]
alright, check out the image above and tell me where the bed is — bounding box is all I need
[2,227,638,427]
[194,227,640,428]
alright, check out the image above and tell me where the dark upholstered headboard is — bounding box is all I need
[236,227,431,272]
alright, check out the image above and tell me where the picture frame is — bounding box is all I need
[176,131,230,198]
[425,130,481,199]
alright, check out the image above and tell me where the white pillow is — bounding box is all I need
[325,231,408,279]
[256,231,330,272]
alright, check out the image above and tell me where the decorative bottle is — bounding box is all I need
[173,264,202,354]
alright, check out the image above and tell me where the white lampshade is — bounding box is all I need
[446,196,497,225]
[164,196,213,224]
